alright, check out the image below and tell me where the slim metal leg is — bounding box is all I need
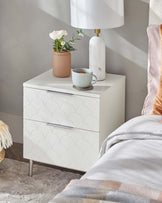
[29,159,33,177]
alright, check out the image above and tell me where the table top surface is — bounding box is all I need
[24,69,125,98]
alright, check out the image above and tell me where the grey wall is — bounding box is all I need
[0,0,149,143]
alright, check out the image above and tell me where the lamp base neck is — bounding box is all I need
[95,29,100,37]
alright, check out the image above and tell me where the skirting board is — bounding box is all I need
[0,112,23,143]
[6,142,25,162]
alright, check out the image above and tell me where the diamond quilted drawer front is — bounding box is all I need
[24,119,99,171]
[24,87,99,131]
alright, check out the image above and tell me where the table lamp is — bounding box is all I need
[70,0,124,81]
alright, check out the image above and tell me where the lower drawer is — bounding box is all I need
[23,119,99,171]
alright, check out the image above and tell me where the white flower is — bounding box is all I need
[62,30,68,36]
[49,30,68,40]
[78,32,84,37]
[61,41,65,46]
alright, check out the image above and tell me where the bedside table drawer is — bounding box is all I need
[24,119,99,171]
[24,88,99,131]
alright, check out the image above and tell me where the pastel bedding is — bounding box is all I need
[142,24,162,115]
[54,179,162,203]
[54,115,162,203]
[153,25,162,114]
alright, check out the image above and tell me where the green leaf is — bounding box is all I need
[51,29,84,52]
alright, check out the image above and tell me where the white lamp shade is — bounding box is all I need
[70,0,124,29]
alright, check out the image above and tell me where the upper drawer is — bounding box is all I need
[24,87,100,131]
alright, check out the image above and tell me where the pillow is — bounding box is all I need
[141,25,162,115]
[152,25,162,115]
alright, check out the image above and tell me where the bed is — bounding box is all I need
[53,1,162,202]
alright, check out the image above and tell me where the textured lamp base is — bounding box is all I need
[89,36,106,81]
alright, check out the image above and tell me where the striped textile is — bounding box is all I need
[53,179,162,203]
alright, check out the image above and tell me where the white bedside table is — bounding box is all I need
[23,69,125,176]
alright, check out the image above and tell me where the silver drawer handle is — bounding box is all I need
[46,90,74,96]
[47,122,74,130]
